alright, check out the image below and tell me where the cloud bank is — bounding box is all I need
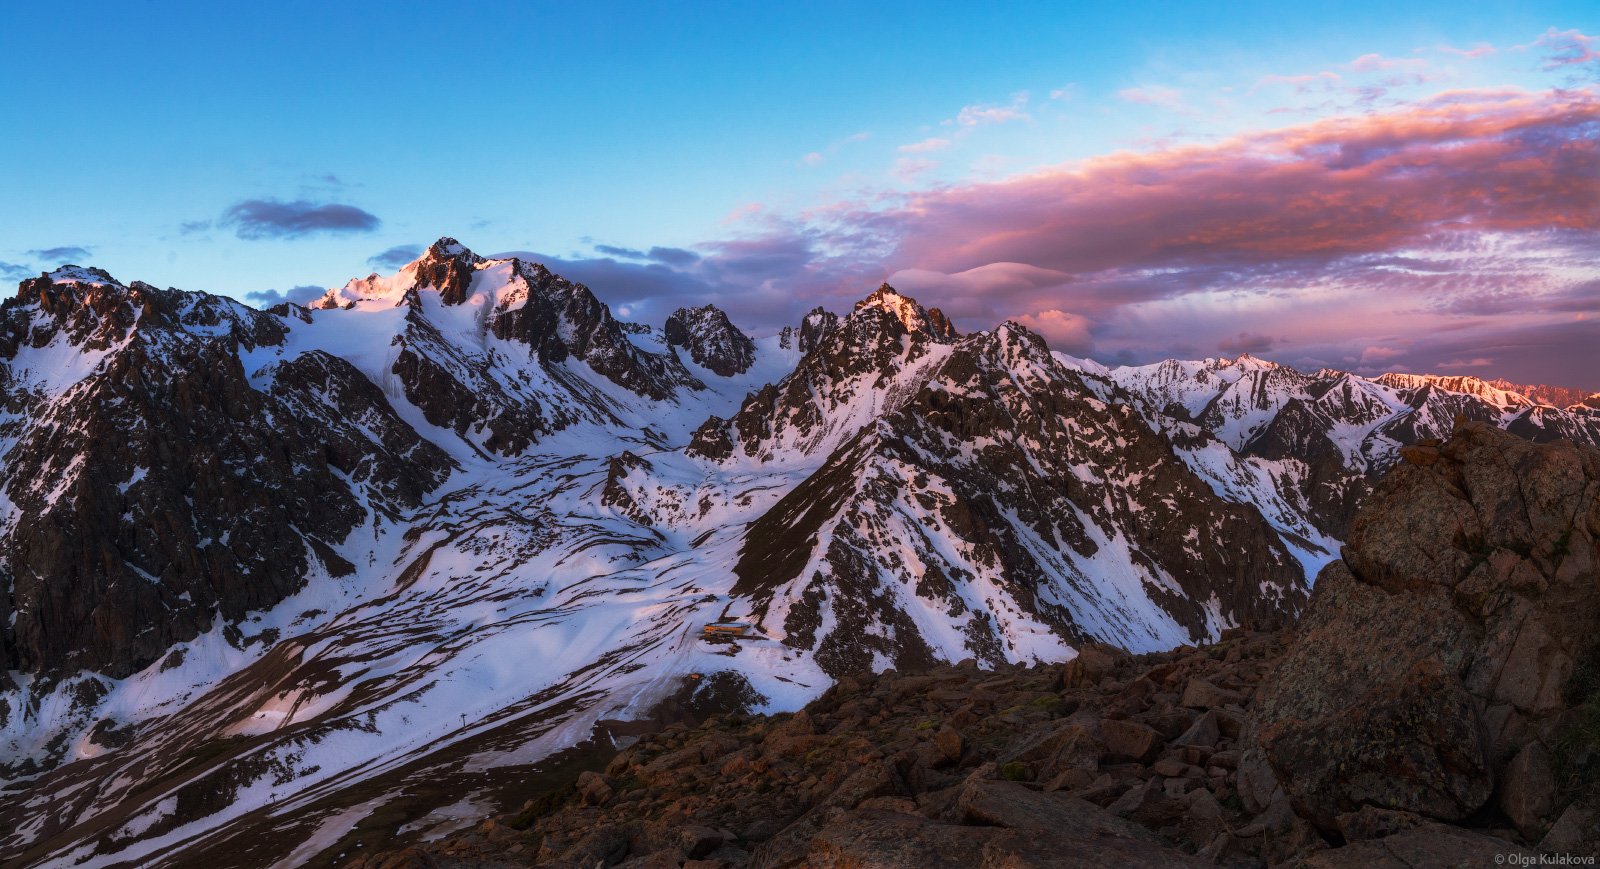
[531,87,1595,389]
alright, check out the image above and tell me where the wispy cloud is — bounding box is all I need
[899,137,951,153]
[1536,28,1599,69]
[894,93,1031,158]
[1116,85,1188,112]
[1434,42,1497,59]
[1347,53,1429,73]
[797,131,871,167]
[592,244,701,267]
[892,157,940,182]
[27,245,93,263]
[1217,331,1278,355]
[212,199,382,240]
[644,246,700,267]
[1251,71,1341,95]
[0,261,33,282]
[367,244,423,270]
[950,92,1031,127]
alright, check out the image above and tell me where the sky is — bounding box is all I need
[1,1,1596,388]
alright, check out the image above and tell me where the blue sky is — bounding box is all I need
[2,1,1596,385]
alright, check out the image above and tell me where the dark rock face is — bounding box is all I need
[261,351,456,518]
[390,301,562,456]
[778,306,840,353]
[0,272,454,682]
[1250,422,1600,845]
[663,304,755,376]
[406,237,482,305]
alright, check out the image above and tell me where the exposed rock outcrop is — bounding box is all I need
[665,304,756,376]
[778,307,840,354]
[1249,421,1600,848]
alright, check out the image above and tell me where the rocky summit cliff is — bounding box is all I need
[2,240,1598,866]
[357,422,1599,867]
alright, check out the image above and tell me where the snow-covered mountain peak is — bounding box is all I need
[1221,352,1281,373]
[851,283,957,342]
[424,236,475,260]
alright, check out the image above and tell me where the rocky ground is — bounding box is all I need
[352,422,1600,868]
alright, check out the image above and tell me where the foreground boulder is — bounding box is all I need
[1250,422,1600,847]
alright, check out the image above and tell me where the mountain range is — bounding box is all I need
[2,238,1595,867]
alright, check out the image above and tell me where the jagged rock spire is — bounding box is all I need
[852,283,957,342]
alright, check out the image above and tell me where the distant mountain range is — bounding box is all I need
[2,239,1595,865]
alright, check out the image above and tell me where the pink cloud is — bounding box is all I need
[1360,345,1405,363]
[823,87,1596,384]
[1251,71,1341,95]
[892,157,940,182]
[1116,85,1187,112]
[899,137,951,153]
[1435,42,1497,59]
[1536,29,1599,68]
[1348,53,1430,73]
[948,92,1032,128]
[1011,310,1094,354]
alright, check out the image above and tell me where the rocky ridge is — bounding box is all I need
[665,306,757,377]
